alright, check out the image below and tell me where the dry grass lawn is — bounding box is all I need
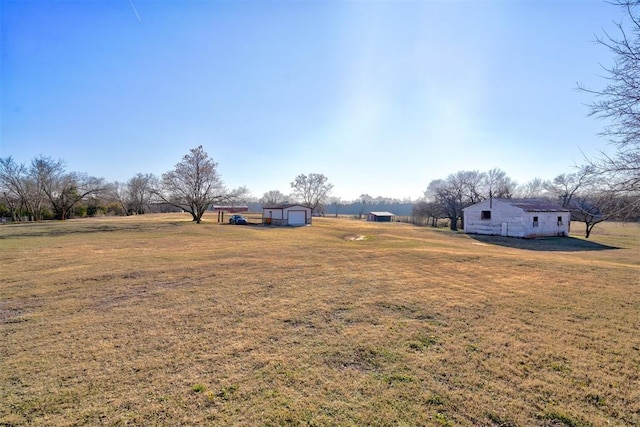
[1,214,639,426]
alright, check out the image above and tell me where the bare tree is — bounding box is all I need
[260,190,287,206]
[126,173,157,215]
[31,156,106,220]
[329,196,343,217]
[618,193,640,220]
[356,194,373,219]
[31,156,64,219]
[2,156,104,221]
[290,173,333,213]
[105,181,129,215]
[425,171,490,231]
[569,190,636,238]
[155,146,244,223]
[483,168,515,198]
[544,167,595,208]
[579,0,640,192]
[26,158,50,221]
[460,170,486,204]
[0,157,29,221]
[412,200,445,227]
[43,171,105,220]
[0,189,20,221]
[515,177,547,198]
[427,179,465,231]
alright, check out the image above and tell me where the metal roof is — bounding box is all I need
[262,203,310,209]
[369,211,396,216]
[471,199,568,213]
[463,198,569,212]
[503,199,569,212]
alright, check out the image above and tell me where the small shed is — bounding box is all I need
[463,198,570,238]
[367,211,395,222]
[262,204,312,226]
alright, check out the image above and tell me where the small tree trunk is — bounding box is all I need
[585,222,594,239]
[449,217,457,231]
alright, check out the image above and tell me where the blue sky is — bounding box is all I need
[0,0,624,201]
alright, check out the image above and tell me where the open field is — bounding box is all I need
[1,215,639,426]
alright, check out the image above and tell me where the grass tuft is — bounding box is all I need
[191,384,207,393]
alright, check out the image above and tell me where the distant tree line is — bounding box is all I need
[0,147,342,224]
[248,199,415,217]
[2,150,637,234]
[0,147,248,224]
[254,191,415,217]
[0,156,106,221]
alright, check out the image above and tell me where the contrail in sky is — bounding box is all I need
[129,0,142,22]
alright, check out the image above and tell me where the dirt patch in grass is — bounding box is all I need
[343,234,369,241]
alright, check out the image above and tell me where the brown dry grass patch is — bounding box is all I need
[1,214,639,426]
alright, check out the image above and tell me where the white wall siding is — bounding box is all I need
[463,199,569,238]
[522,212,570,238]
[464,200,526,237]
[262,205,312,226]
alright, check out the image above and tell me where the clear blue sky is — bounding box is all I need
[0,0,623,201]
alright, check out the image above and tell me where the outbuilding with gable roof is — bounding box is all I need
[463,198,570,238]
[262,204,312,226]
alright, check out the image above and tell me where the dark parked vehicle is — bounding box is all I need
[229,215,248,225]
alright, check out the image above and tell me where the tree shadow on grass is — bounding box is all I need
[0,222,167,239]
[467,234,620,252]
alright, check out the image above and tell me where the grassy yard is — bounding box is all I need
[1,215,638,426]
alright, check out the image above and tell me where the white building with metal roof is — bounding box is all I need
[463,199,570,238]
